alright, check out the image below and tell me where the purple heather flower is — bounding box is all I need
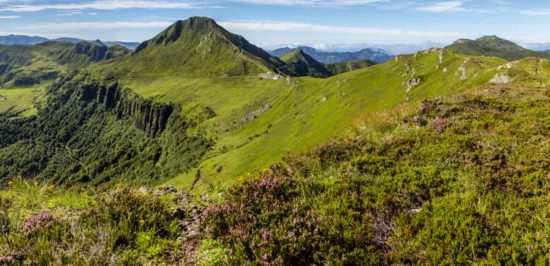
[38,212,52,221]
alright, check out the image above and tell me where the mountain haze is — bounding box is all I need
[270,45,393,64]
[0,34,141,50]
[0,35,49,45]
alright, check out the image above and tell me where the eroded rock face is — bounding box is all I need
[77,81,175,137]
[0,75,212,185]
[407,77,421,92]
[456,65,468,81]
[404,65,420,93]
[240,103,272,124]
[490,74,512,84]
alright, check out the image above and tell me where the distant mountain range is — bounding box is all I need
[0,34,140,49]
[277,48,376,77]
[0,35,49,45]
[0,40,130,87]
[270,46,393,64]
[522,42,550,52]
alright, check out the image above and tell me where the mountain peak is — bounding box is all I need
[477,35,500,40]
[280,48,331,78]
[135,17,225,52]
[282,48,315,63]
[446,35,548,61]
[475,35,521,47]
[117,17,287,77]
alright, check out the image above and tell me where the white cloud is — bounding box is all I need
[417,0,494,13]
[519,9,550,16]
[0,15,18,18]
[15,19,461,39]
[17,20,172,30]
[0,0,389,12]
[418,1,466,12]
[219,20,464,38]
[56,10,98,16]
[0,0,202,12]
[231,0,388,7]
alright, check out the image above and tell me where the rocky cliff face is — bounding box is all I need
[78,81,174,137]
[0,74,211,185]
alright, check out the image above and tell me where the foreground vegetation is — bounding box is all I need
[1,84,548,265]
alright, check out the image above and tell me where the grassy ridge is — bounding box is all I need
[0,41,130,119]
[0,46,543,190]
[203,84,550,264]
[0,41,128,88]
[158,49,507,189]
[1,83,547,265]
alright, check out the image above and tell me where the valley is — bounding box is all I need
[0,15,548,265]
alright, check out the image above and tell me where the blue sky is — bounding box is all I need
[1,0,550,49]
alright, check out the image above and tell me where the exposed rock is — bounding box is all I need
[407,77,421,93]
[407,208,422,213]
[240,103,272,124]
[497,62,514,71]
[406,67,420,92]
[490,74,512,84]
[259,72,281,80]
[456,65,468,81]
[138,187,151,194]
[116,94,174,138]
[77,81,176,137]
[156,184,178,194]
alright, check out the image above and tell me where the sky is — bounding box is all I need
[1,0,550,50]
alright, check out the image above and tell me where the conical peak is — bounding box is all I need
[168,17,223,37]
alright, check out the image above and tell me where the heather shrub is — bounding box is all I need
[203,87,550,265]
[0,185,189,265]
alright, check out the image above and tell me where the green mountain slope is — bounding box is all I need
[446,35,550,61]
[0,41,129,88]
[2,82,548,265]
[325,59,376,75]
[165,48,513,189]
[0,75,210,185]
[203,83,550,265]
[105,17,287,78]
[3,18,549,191]
[0,41,130,116]
[279,48,332,77]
